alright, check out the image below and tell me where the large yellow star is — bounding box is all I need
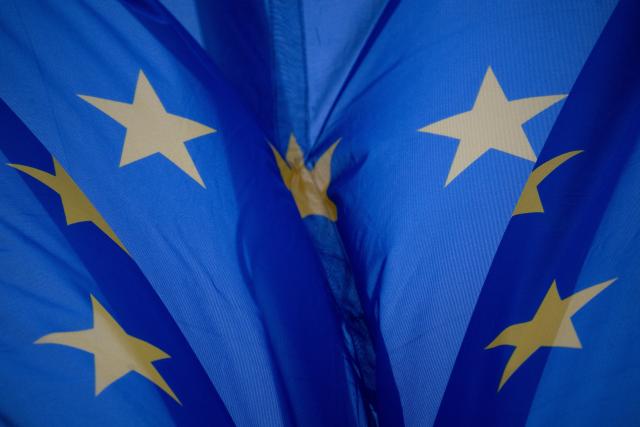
[513,150,582,216]
[419,67,566,186]
[8,158,126,252]
[79,70,215,187]
[36,295,180,404]
[486,278,616,391]
[270,134,339,221]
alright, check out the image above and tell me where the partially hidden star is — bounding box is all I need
[270,134,339,221]
[79,70,215,187]
[486,278,616,391]
[513,150,583,215]
[36,295,180,404]
[420,66,566,186]
[8,157,126,253]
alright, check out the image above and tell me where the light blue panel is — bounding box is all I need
[323,1,618,424]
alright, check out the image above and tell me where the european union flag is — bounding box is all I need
[2,0,639,426]
[437,0,640,424]
[1,1,361,426]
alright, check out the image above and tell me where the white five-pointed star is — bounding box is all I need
[420,67,566,186]
[79,70,215,187]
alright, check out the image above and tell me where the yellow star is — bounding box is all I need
[8,158,126,253]
[513,150,582,216]
[486,278,616,391]
[79,70,215,187]
[36,295,180,404]
[270,134,339,221]
[419,67,566,186]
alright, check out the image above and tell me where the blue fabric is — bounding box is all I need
[3,0,638,425]
[0,1,359,426]
[437,0,640,424]
[161,1,382,419]
[0,99,233,426]
[312,1,617,425]
[162,2,618,424]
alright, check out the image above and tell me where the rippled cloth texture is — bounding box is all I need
[2,0,639,426]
